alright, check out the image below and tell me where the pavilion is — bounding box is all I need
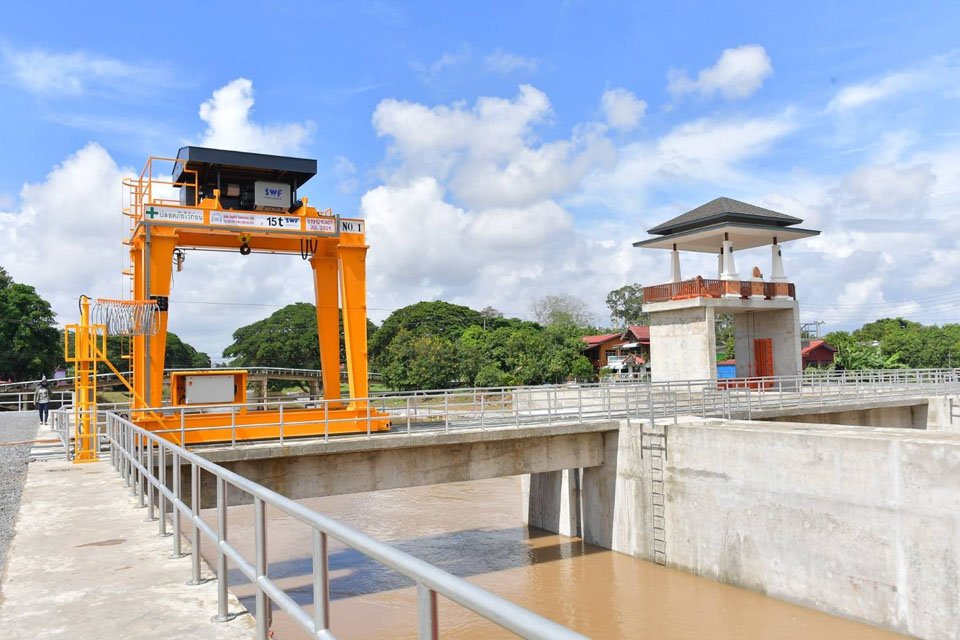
[634,197,819,383]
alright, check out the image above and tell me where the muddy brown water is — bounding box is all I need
[199,477,905,639]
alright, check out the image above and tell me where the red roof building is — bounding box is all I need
[801,340,837,369]
[582,325,651,369]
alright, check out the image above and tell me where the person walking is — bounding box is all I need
[34,376,50,425]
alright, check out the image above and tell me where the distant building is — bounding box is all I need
[717,359,736,378]
[582,325,651,370]
[802,340,837,369]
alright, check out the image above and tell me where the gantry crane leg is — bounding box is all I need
[310,238,343,403]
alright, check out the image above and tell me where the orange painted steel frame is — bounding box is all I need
[126,157,389,444]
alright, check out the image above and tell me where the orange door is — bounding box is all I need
[753,338,774,378]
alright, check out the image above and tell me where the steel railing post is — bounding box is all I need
[231,406,236,447]
[171,453,184,558]
[480,393,485,431]
[214,476,233,622]
[417,582,439,640]
[125,424,133,489]
[406,397,412,435]
[158,443,168,537]
[137,434,146,507]
[255,497,269,640]
[577,386,583,423]
[279,403,284,446]
[324,400,329,442]
[180,407,186,446]
[146,439,156,521]
[547,389,553,426]
[445,393,450,433]
[188,463,202,585]
[313,529,330,633]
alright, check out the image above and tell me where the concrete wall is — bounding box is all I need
[733,306,801,378]
[523,415,960,639]
[648,306,717,383]
[764,402,928,429]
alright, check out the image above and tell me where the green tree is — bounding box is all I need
[456,325,494,385]
[166,332,212,368]
[474,363,505,388]
[716,314,735,360]
[0,279,60,381]
[370,301,485,371]
[382,330,459,390]
[223,302,375,369]
[0,266,12,291]
[605,283,648,328]
[571,356,595,382]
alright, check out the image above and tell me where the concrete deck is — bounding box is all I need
[0,453,254,639]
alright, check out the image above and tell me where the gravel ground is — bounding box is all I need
[0,412,40,582]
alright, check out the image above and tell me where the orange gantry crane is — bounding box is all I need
[69,146,389,452]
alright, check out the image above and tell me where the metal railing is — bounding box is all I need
[0,390,72,412]
[643,276,796,303]
[87,368,960,449]
[105,411,588,640]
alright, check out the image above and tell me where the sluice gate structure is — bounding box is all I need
[25,367,960,639]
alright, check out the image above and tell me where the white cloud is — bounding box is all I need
[577,111,796,214]
[827,72,916,111]
[373,85,615,209]
[0,144,131,320]
[410,46,471,84]
[1,45,177,96]
[373,84,551,160]
[826,52,960,111]
[485,51,538,74]
[333,156,359,193]
[668,44,773,100]
[198,78,314,154]
[601,88,647,132]
[0,80,326,357]
[837,163,935,215]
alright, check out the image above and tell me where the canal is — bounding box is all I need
[209,477,905,639]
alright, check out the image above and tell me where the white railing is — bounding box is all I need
[0,390,72,412]
[64,367,960,449]
[105,412,588,640]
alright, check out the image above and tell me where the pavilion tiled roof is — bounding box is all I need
[647,197,804,235]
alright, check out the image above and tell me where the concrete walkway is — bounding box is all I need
[0,450,254,639]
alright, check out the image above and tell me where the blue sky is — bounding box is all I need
[2,1,960,357]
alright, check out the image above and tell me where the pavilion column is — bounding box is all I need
[771,237,791,299]
[771,238,787,282]
[720,232,740,299]
[670,244,682,283]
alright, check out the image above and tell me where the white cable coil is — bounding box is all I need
[93,299,160,336]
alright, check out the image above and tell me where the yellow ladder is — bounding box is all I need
[64,297,106,463]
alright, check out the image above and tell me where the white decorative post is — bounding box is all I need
[721,241,738,280]
[670,244,682,283]
[771,238,786,282]
[771,237,791,299]
[720,233,739,299]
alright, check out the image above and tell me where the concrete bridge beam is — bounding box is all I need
[178,422,618,509]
